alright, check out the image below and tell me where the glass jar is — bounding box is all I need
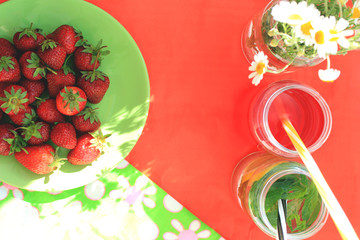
[250,80,332,158]
[241,0,324,72]
[231,152,328,239]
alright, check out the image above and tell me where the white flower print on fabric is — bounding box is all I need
[115,159,129,169]
[84,180,106,201]
[163,219,211,240]
[109,175,157,209]
[163,194,183,213]
[0,182,24,200]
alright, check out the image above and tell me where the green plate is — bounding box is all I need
[0,0,150,191]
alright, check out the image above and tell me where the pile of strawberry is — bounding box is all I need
[0,24,111,175]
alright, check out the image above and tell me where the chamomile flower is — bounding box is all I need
[311,17,353,58]
[271,1,321,45]
[248,51,268,86]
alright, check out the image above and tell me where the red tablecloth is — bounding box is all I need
[3,0,360,239]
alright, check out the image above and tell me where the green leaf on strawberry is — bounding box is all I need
[22,108,37,126]
[81,70,107,82]
[78,107,100,124]
[4,130,28,155]
[40,39,58,52]
[0,86,29,114]
[20,122,44,141]
[18,23,39,40]
[60,86,86,112]
[0,56,15,72]
[27,52,46,78]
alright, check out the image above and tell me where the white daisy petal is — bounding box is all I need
[171,219,184,232]
[336,18,349,31]
[197,230,211,238]
[318,68,340,82]
[163,232,178,240]
[252,74,263,86]
[143,186,157,196]
[248,72,257,79]
[189,220,201,231]
[337,38,350,48]
[142,197,156,208]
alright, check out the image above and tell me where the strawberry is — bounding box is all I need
[0,56,21,83]
[67,131,108,165]
[50,122,77,149]
[19,78,46,104]
[0,124,16,155]
[21,121,50,145]
[36,98,65,123]
[46,68,75,97]
[77,71,109,104]
[74,40,109,71]
[48,25,81,54]
[72,107,101,133]
[0,85,29,115]
[0,38,17,58]
[19,51,46,81]
[13,23,45,51]
[56,86,87,116]
[37,39,66,70]
[14,144,60,174]
[9,105,34,126]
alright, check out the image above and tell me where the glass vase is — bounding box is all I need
[241,0,325,72]
[231,152,328,239]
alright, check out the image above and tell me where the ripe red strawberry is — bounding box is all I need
[77,71,109,104]
[56,86,87,116]
[0,85,29,115]
[36,98,65,123]
[0,56,21,83]
[0,124,15,155]
[14,144,58,174]
[74,40,109,71]
[0,38,17,57]
[37,39,66,70]
[67,131,108,165]
[50,122,77,149]
[19,51,46,81]
[13,24,45,51]
[72,107,101,132]
[9,105,34,126]
[19,78,46,104]
[48,25,81,54]
[21,121,50,145]
[46,68,75,97]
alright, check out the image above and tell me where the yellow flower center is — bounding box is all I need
[256,62,266,74]
[315,31,325,44]
[352,7,360,19]
[301,22,313,36]
[288,14,303,20]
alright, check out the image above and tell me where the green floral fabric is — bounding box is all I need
[0,160,224,240]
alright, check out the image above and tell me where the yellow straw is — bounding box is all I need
[282,118,359,240]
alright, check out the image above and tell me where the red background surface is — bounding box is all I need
[2,0,360,239]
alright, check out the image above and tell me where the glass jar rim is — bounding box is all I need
[255,167,329,239]
[262,82,332,158]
